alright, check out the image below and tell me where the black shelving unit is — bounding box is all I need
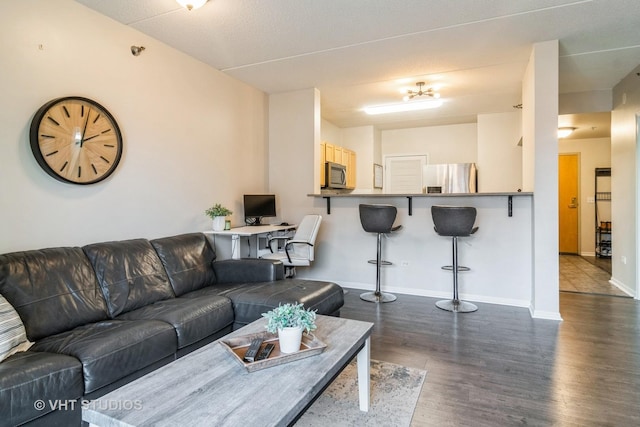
[595,167,611,258]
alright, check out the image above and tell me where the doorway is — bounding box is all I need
[557,154,627,296]
[558,153,579,254]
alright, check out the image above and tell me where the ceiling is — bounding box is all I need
[75,0,640,137]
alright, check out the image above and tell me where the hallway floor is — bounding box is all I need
[559,254,629,297]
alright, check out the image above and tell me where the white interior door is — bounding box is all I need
[384,155,428,193]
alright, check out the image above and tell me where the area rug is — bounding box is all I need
[295,359,426,426]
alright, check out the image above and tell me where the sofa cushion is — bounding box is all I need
[150,233,217,296]
[0,294,28,362]
[0,351,83,427]
[30,319,176,394]
[83,239,175,317]
[184,279,344,329]
[117,295,234,349]
[213,258,284,283]
[0,248,109,341]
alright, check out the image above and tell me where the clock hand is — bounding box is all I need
[80,107,91,147]
[82,134,100,143]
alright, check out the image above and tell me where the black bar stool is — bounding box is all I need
[359,204,402,303]
[431,205,478,313]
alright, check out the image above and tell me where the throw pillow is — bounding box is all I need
[0,293,29,362]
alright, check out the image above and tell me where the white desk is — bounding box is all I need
[205,224,296,259]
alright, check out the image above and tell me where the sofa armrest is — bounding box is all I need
[213,259,285,283]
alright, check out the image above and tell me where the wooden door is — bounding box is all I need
[558,154,579,254]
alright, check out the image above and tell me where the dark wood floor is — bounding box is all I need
[339,289,640,426]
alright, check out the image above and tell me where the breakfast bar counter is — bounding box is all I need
[302,191,535,311]
[308,191,532,216]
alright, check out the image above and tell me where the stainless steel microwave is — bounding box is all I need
[324,161,347,189]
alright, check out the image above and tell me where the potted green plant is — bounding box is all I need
[262,302,317,353]
[205,204,233,231]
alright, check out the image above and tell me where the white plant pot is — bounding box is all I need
[278,326,303,354]
[212,216,226,231]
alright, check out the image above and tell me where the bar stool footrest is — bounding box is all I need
[441,265,470,272]
[368,260,393,265]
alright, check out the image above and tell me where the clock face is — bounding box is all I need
[29,97,123,185]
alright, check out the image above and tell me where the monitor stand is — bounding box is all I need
[246,217,264,226]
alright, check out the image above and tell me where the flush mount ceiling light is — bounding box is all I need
[558,127,576,138]
[176,0,208,10]
[403,82,440,102]
[364,99,443,115]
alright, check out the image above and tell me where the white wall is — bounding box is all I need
[381,124,478,164]
[611,64,640,297]
[320,119,342,147]
[269,89,320,216]
[0,0,268,255]
[558,138,611,256]
[477,112,523,192]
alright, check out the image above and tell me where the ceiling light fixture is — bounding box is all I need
[558,127,576,138]
[403,82,440,102]
[364,99,443,115]
[176,0,208,11]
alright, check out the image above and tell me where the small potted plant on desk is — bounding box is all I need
[205,203,232,231]
[262,303,317,354]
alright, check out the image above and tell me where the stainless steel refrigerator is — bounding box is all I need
[424,163,478,193]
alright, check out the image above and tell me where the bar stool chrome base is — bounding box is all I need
[360,291,397,303]
[436,299,478,313]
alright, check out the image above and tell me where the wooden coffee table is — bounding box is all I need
[82,315,373,427]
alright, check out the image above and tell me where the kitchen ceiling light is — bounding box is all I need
[558,127,576,138]
[403,82,440,102]
[364,99,443,115]
[176,0,208,10]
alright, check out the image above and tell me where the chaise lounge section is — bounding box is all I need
[0,232,343,427]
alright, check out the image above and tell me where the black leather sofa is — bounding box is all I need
[0,232,343,427]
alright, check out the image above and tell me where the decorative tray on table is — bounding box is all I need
[220,331,327,372]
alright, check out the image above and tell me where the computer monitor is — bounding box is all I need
[243,194,276,225]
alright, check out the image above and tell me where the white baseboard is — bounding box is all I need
[529,306,563,321]
[609,278,635,297]
[336,281,531,309]
[580,251,596,257]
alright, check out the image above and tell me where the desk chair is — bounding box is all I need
[260,214,322,277]
[431,205,478,313]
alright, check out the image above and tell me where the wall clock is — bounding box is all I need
[29,96,123,185]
